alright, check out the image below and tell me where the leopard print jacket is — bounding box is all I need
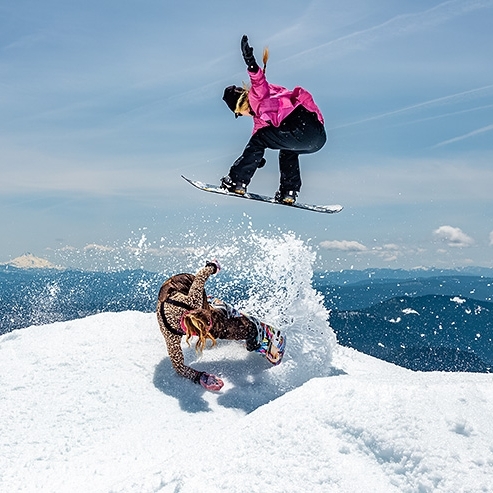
[156,265,215,383]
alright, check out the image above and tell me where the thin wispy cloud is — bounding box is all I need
[285,0,493,65]
[328,84,493,130]
[432,123,493,148]
[369,104,493,131]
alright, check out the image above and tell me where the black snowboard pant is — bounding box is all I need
[229,105,326,192]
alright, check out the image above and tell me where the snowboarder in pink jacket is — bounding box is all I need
[221,35,326,205]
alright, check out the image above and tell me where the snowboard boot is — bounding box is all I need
[246,321,261,352]
[275,189,298,205]
[221,175,247,195]
[245,316,265,352]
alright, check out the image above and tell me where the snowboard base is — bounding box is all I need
[247,316,286,366]
[256,321,286,365]
[182,175,343,214]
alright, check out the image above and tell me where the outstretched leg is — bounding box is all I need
[228,139,266,187]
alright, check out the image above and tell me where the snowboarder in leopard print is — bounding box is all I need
[156,261,260,391]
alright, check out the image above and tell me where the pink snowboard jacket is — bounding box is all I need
[247,68,324,135]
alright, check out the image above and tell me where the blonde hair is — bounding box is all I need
[234,47,270,115]
[182,308,216,353]
[262,46,269,73]
[234,86,251,114]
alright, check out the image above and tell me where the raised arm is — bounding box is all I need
[175,261,220,309]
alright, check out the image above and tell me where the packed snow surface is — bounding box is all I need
[1,311,493,493]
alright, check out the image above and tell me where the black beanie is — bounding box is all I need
[223,85,243,117]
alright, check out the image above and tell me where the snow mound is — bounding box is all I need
[1,312,493,493]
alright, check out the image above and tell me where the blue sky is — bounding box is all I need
[1,0,493,271]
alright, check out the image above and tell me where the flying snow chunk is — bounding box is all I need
[450,296,466,304]
[402,308,419,315]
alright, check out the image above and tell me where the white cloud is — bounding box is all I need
[382,243,400,251]
[433,226,475,248]
[83,244,114,252]
[373,243,402,262]
[489,231,493,246]
[319,240,367,252]
[319,241,423,263]
[366,243,407,262]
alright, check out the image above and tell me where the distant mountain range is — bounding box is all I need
[315,266,493,284]
[329,295,493,373]
[314,270,493,310]
[314,268,493,372]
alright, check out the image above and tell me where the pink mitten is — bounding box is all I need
[199,372,224,391]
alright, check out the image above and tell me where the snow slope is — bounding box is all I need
[1,310,493,493]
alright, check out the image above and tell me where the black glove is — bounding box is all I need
[241,35,259,73]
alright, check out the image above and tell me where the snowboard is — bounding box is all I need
[253,319,287,366]
[182,175,343,214]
